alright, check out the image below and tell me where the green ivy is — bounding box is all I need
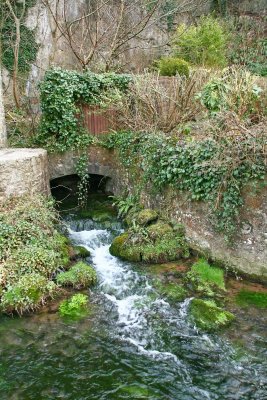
[76,153,90,209]
[0,0,38,73]
[104,131,265,240]
[35,68,131,153]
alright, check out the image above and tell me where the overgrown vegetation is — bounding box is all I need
[36,68,131,152]
[104,107,266,239]
[0,196,70,314]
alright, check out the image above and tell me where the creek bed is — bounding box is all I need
[0,209,266,399]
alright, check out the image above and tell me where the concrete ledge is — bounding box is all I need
[0,148,50,202]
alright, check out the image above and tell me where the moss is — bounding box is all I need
[154,280,188,302]
[119,385,154,398]
[59,294,89,319]
[191,259,225,290]
[73,245,91,259]
[189,299,235,331]
[56,262,97,289]
[136,209,158,226]
[235,289,267,309]
[186,258,226,297]
[109,229,189,264]
[147,221,173,240]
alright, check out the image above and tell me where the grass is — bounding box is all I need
[191,258,225,290]
[235,289,267,309]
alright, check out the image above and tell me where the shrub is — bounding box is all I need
[1,273,57,315]
[59,294,89,319]
[56,262,97,288]
[197,66,264,119]
[173,16,227,67]
[114,71,208,133]
[157,57,189,77]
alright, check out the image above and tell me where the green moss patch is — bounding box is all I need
[59,294,89,319]
[191,259,225,290]
[189,299,235,331]
[235,289,267,309]
[56,262,97,289]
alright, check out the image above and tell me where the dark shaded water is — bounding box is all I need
[0,217,266,400]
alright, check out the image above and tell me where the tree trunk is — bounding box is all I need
[0,64,7,148]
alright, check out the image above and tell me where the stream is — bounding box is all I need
[0,215,266,399]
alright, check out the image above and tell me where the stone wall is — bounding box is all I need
[0,148,50,202]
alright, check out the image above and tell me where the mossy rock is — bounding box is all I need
[235,289,267,309]
[154,280,188,302]
[147,221,173,240]
[189,299,235,331]
[56,262,97,288]
[73,246,91,259]
[109,232,189,263]
[109,233,141,262]
[136,209,158,226]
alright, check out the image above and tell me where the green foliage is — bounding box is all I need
[36,68,131,152]
[59,294,89,319]
[110,194,140,218]
[197,67,263,117]
[56,262,97,289]
[156,57,189,77]
[0,196,71,314]
[190,258,225,291]
[0,0,38,73]
[173,16,227,67]
[189,299,235,331]
[1,273,57,315]
[106,129,265,240]
[235,289,267,309]
[76,153,90,209]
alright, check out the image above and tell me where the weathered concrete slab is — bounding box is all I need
[0,148,50,202]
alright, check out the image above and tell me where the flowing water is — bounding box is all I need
[0,217,266,400]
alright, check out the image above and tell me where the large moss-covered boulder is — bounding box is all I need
[136,209,158,226]
[109,233,142,262]
[109,231,189,263]
[189,299,235,331]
